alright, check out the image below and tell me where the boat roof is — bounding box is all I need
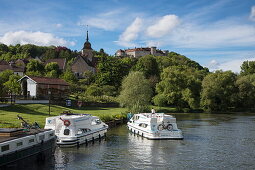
[47,113,93,120]
[0,129,52,143]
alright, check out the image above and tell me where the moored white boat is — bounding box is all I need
[0,128,56,167]
[44,112,108,147]
[127,113,183,139]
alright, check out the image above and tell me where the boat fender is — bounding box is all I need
[167,124,173,131]
[64,120,71,126]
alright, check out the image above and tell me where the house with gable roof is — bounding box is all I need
[18,75,69,99]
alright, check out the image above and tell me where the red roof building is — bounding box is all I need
[18,75,69,99]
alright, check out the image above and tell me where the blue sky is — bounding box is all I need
[0,0,255,72]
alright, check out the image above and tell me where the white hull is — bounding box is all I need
[127,124,183,139]
[57,127,108,147]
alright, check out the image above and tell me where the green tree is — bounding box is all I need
[61,70,78,84]
[3,74,21,102]
[26,59,45,76]
[96,56,135,88]
[201,70,237,112]
[0,70,14,97]
[154,66,205,110]
[118,71,153,113]
[240,61,255,75]
[235,74,255,109]
[45,62,61,78]
[85,84,103,96]
[133,55,159,78]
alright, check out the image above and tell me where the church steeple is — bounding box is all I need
[86,30,89,42]
[83,25,92,50]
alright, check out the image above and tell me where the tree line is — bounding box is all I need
[1,43,255,113]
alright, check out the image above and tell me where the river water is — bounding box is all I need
[35,113,255,169]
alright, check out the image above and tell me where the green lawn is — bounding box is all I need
[0,104,128,128]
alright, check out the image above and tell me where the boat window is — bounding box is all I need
[1,145,9,152]
[29,139,34,143]
[39,135,45,140]
[49,133,54,137]
[96,119,101,124]
[17,142,23,147]
[77,129,83,135]
[64,129,70,135]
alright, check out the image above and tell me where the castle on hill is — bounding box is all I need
[115,47,169,58]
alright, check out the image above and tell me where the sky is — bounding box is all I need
[0,0,255,73]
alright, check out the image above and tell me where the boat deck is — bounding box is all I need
[0,129,51,143]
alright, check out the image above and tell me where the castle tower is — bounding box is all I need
[150,46,156,55]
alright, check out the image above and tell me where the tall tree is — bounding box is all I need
[240,61,255,75]
[133,55,159,78]
[236,74,255,109]
[154,65,205,110]
[118,71,153,113]
[201,70,237,112]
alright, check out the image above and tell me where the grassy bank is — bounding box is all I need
[0,104,128,128]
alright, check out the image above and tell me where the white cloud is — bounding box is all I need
[78,9,129,31]
[250,6,255,21]
[164,20,255,48]
[117,17,142,47]
[207,58,255,73]
[0,31,75,47]
[146,15,180,38]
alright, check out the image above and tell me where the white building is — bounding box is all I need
[115,47,169,58]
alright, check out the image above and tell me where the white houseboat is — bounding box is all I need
[45,112,108,147]
[0,128,56,167]
[127,113,183,139]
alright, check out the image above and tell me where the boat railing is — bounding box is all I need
[141,113,165,118]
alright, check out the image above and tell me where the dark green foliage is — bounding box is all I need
[85,84,103,96]
[3,74,21,95]
[133,55,159,78]
[240,61,255,76]
[155,52,207,73]
[26,59,45,76]
[95,56,135,87]
[201,71,238,112]
[61,70,78,84]
[0,70,14,97]
[154,65,206,110]
[45,62,61,78]
[236,74,255,109]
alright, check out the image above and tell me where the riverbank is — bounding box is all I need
[0,104,128,128]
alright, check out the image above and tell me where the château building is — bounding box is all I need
[115,47,169,58]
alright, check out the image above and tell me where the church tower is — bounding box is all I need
[81,26,93,62]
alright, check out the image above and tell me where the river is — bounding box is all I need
[29,113,255,169]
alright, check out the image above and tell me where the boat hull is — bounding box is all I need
[0,137,56,168]
[56,127,108,147]
[127,124,183,140]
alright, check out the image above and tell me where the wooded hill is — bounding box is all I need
[1,43,255,113]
